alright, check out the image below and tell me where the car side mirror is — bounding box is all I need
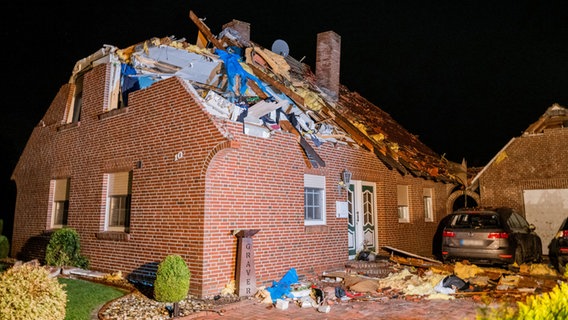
[529,224,536,231]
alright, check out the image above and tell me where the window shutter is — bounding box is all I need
[109,172,130,195]
[397,185,409,205]
[304,174,325,188]
[54,179,69,201]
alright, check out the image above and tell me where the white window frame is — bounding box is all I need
[397,185,410,223]
[104,171,132,232]
[423,188,434,222]
[304,174,326,226]
[65,73,84,124]
[49,178,69,228]
[106,58,122,111]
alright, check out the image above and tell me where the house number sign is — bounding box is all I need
[174,151,184,161]
[233,229,260,296]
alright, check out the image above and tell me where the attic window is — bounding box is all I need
[66,74,84,124]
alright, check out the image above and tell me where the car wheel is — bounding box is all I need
[514,246,523,265]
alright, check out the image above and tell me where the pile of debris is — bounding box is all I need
[254,248,564,314]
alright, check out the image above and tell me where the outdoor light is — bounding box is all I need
[340,169,352,190]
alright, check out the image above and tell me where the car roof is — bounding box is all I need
[560,217,568,229]
[452,206,514,215]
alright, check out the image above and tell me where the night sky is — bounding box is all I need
[2,1,568,238]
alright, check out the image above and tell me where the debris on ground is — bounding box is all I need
[253,248,566,315]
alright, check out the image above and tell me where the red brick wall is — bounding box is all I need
[479,129,568,214]
[12,61,454,298]
[316,31,341,99]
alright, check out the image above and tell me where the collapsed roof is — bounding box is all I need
[70,10,464,184]
[523,103,568,135]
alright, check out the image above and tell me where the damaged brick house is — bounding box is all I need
[469,103,568,256]
[10,12,464,297]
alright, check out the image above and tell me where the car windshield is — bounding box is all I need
[450,213,501,229]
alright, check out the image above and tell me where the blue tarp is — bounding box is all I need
[266,268,299,301]
[214,49,269,96]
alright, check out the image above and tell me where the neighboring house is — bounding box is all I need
[470,103,568,255]
[11,12,463,297]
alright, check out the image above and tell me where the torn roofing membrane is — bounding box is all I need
[71,14,464,183]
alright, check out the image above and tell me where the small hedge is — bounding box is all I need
[45,228,88,269]
[0,219,8,259]
[153,254,191,317]
[0,236,9,259]
[478,281,568,319]
[0,263,67,320]
[154,254,191,303]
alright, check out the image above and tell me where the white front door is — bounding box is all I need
[348,180,378,259]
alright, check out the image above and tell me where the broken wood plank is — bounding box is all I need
[329,112,375,152]
[278,119,298,136]
[189,11,224,49]
[248,64,305,108]
[246,79,268,99]
[279,119,325,168]
[382,246,442,264]
[299,136,326,168]
[246,99,288,119]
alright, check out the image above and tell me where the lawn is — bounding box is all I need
[58,277,128,320]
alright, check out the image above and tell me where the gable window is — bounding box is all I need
[50,178,70,228]
[304,174,326,226]
[397,185,409,223]
[105,171,132,232]
[106,60,123,111]
[423,188,434,222]
[66,73,84,124]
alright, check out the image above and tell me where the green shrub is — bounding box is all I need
[45,228,89,269]
[515,281,568,319]
[153,254,191,303]
[0,263,67,320]
[477,281,568,319]
[0,235,9,259]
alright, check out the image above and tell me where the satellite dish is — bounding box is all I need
[271,39,289,57]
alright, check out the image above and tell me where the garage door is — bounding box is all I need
[523,189,568,255]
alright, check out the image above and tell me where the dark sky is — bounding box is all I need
[2,1,568,233]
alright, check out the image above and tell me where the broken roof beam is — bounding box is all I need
[248,64,306,110]
[326,112,374,152]
[189,10,224,50]
[318,102,408,174]
[280,119,325,168]
[246,79,269,100]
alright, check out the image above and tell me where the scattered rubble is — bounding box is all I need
[254,249,565,316]
[3,251,565,319]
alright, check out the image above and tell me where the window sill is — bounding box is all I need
[304,225,330,233]
[95,231,130,241]
[57,121,80,131]
[98,107,128,120]
[398,219,410,223]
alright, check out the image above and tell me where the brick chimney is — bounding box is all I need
[316,31,341,101]
[222,19,251,45]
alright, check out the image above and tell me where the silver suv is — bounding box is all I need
[441,207,542,266]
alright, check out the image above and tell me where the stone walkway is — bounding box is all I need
[180,296,491,320]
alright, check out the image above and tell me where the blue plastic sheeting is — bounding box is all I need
[266,268,299,301]
[120,64,155,106]
[215,49,270,96]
